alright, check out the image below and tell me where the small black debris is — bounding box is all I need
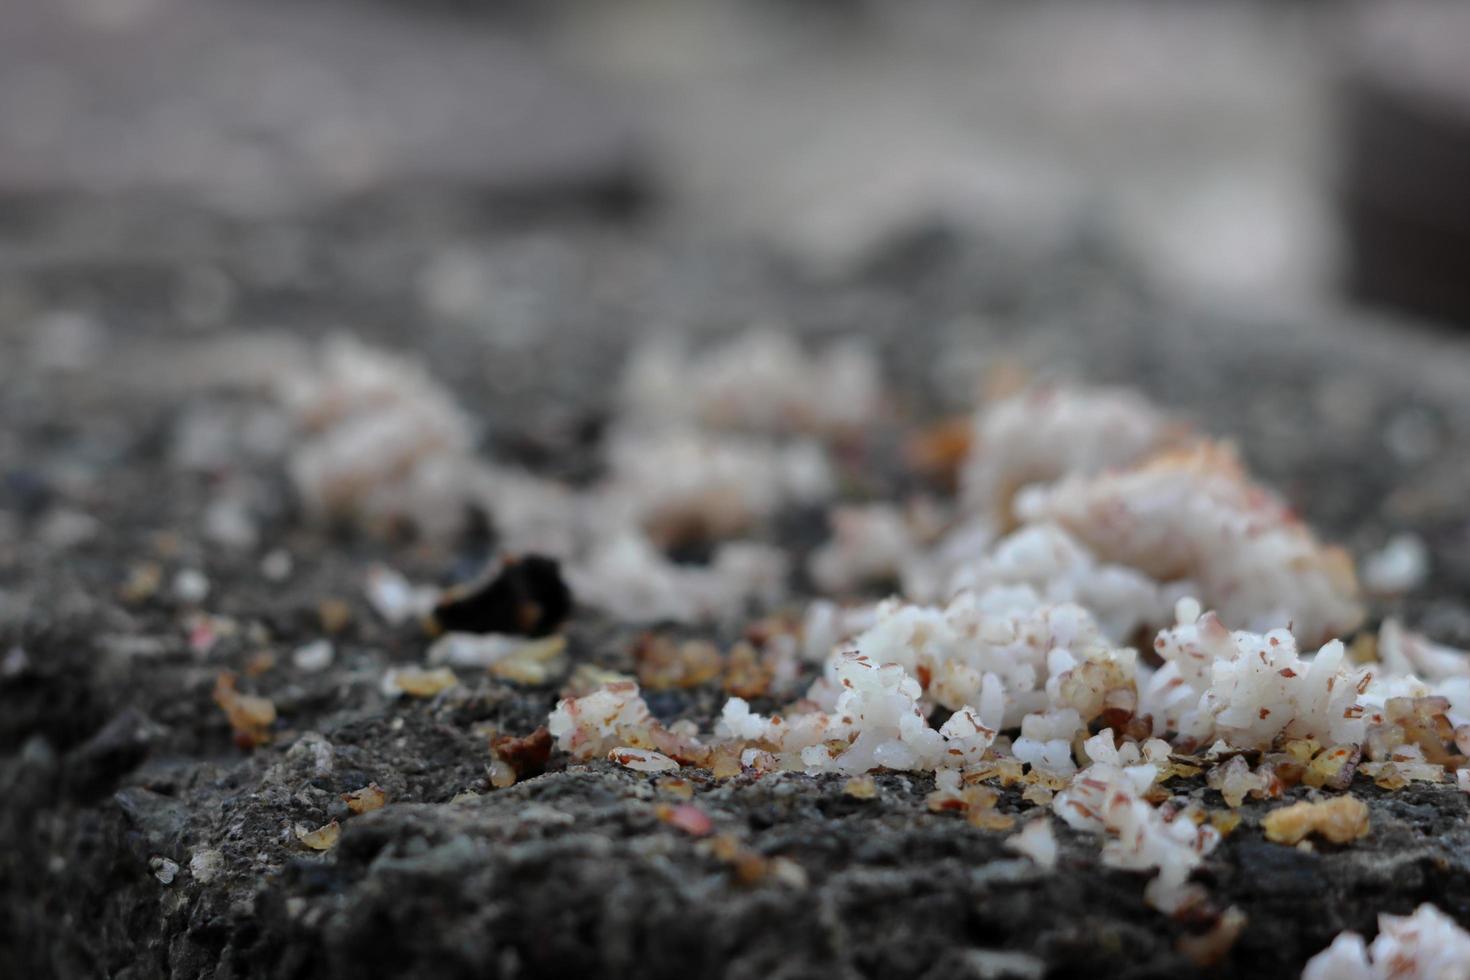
[431,555,572,637]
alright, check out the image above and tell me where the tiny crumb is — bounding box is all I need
[296,820,341,851]
[634,634,725,691]
[121,562,164,603]
[38,507,100,550]
[1209,811,1242,836]
[318,598,352,635]
[564,664,636,697]
[767,857,809,889]
[1262,796,1369,845]
[488,635,568,685]
[387,666,459,698]
[968,810,1016,831]
[656,803,714,837]
[701,834,806,888]
[173,568,210,604]
[1,646,30,679]
[188,850,223,883]
[203,496,258,550]
[1004,818,1058,869]
[490,726,553,780]
[1362,533,1429,596]
[489,759,517,788]
[364,564,437,625]
[658,778,694,800]
[244,650,276,677]
[213,672,276,748]
[260,549,293,582]
[150,856,180,885]
[958,949,1044,980]
[1021,782,1056,806]
[609,747,680,773]
[903,415,974,487]
[843,775,877,800]
[341,783,388,815]
[292,639,334,673]
[1178,907,1248,967]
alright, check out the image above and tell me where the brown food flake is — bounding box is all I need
[1178,907,1248,967]
[490,726,553,779]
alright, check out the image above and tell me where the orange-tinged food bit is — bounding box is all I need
[904,415,973,487]
[212,671,277,749]
[1262,796,1369,845]
[1158,761,1203,783]
[968,810,1016,832]
[341,784,388,815]
[634,634,723,691]
[1303,744,1361,791]
[1021,782,1055,807]
[963,759,1026,787]
[1208,811,1242,836]
[297,820,341,851]
[656,803,714,837]
[700,834,806,888]
[392,666,459,698]
[843,776,877,800]
[658,777,695,800]
[722,641,773,699]
[708,743,745,780]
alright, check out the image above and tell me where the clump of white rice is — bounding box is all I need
[1141,598,1376,749]
[1016,441,1363,644]
[910,522,1187,643]
[1053,731,1216,913]
[279,334,479,540]
[600,426,832,546]
[1303,904,1470,980]
[566,531,788,625]
[960,383,1187,522]
[621,328,883,437]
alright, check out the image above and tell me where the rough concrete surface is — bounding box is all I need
[4,2,1470,979]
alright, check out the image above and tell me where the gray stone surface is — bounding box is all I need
[3,195,1470,978]
[4,3,1470,979]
